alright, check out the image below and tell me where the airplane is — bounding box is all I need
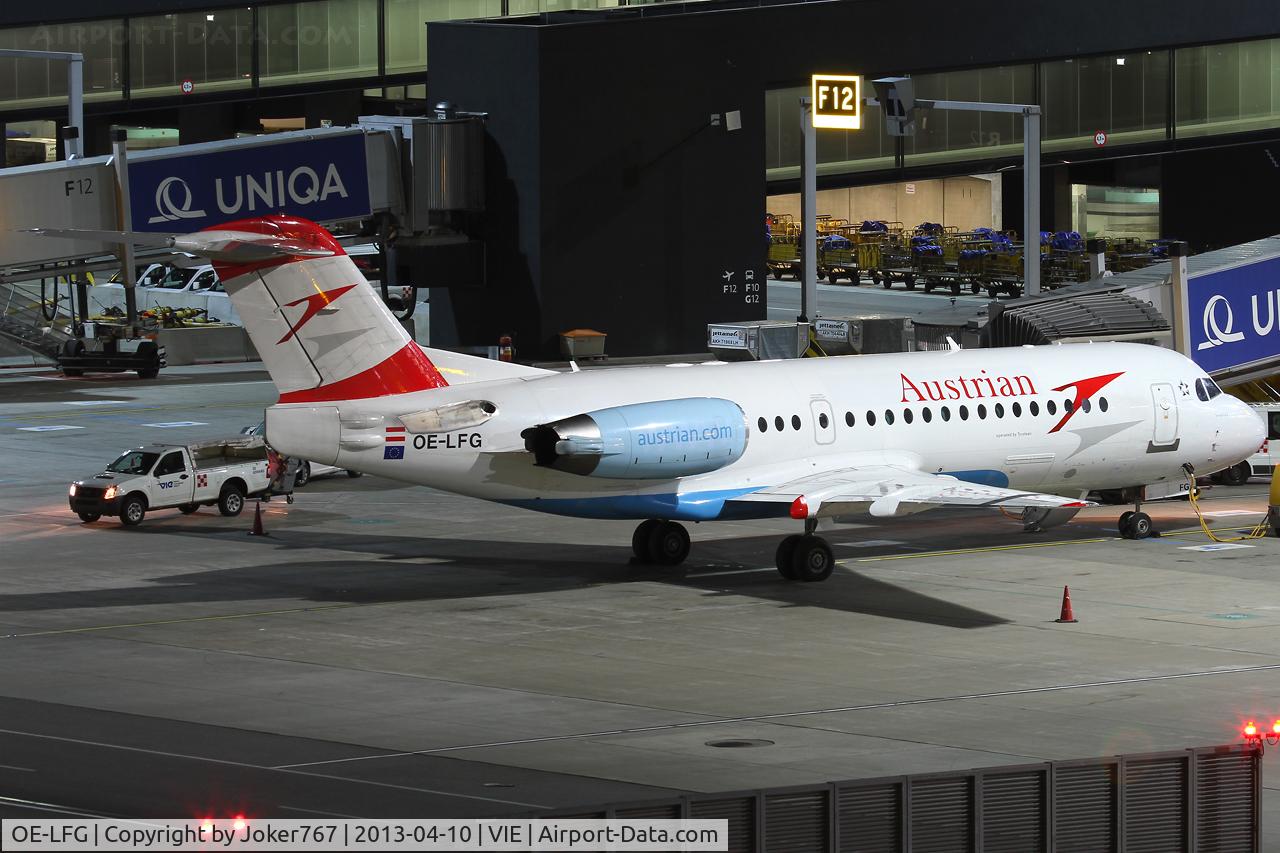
[33,215,1266,581]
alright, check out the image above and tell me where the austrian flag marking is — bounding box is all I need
[384,426,406,460]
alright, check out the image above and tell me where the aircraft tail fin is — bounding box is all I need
[205,216,448,402]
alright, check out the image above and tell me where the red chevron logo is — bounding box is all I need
[276,284,358,345]
[1048,371,1124,433]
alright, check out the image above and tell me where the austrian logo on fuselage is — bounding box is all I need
[898,370,1125,433]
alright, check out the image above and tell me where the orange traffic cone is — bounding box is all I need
[1055,586,1077,623]
[248,500,267,537]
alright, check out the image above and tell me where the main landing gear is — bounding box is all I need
[1118,495,1153,540]
[774,519,835,582]
[631,519,691,565]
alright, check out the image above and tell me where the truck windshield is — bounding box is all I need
[154,267,196,290]
[105,450,160,475]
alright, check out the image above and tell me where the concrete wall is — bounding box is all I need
[768,176,999,231]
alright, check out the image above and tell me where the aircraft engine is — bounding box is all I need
[521,398,748,479]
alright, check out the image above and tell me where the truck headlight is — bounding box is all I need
[69,484,77,497]
[103,486,118,500]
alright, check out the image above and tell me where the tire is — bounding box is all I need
[346,470,364,478]
[136,341,160,379]
[1118,510,1135,534]
[647,521,690,566]
[775,535,802,580]
[218,484,245,517]
[178,503,199,514]
[137,368,159,379]
[950,281,962,296]
[827,272,839,284]
[1128,512,1153,540]
[119,493,146,527]
[631,519,662,563]
[923,281,935,294]
[790,535,835,582]
[970,283,982,294]
[77,512,101,523]
[1221,462,1251,487]
[881,276,892,290]
[904,276,917,291]
[294,461,312,488]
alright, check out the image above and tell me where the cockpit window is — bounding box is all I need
[1195,378,1223,401]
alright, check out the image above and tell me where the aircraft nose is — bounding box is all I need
[1227,398,1266,460]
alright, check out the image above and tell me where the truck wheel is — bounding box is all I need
[136,341,160,379]
[1221,462,1252,486]
[77,512,101,523]
[120,494,146,526]
[178,503,199,514]
[218,485,245,517]
[294,462,312,488]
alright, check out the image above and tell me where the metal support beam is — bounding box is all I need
[799,96,816,323]
[110,128,138,332]
[1023,106,1041,296]
[0,49,84,159]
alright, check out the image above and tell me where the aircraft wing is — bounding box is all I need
[727,463,1091,519]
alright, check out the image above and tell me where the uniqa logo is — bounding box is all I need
[1197,294,1246,350]
[147,176,206,224]
[145,164,350,225]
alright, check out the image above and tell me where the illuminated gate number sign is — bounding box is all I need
[812,74,862,130]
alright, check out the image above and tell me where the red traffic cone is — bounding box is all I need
[248,500,267,537]
[1055,585,1077,623]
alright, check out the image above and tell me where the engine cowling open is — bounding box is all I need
[521,398,748,479]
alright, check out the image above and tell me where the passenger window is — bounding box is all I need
[866,410,877,426]
[845,411,855,427]
[154,452,185,476]
[959,405,969,421]
[977,404,987,419]
[903,408,913,424]
[774,416,784,431]
[941,406,951,422]
[791,415,801,430]
[1047,400,1057,416]
[1063,399,1074,413]
[994,403,1005,418]
[1082,399,1091,413]
[1099,397,1108,413]
[922,407,932,423]
[1029,400,1039,416]
[757,417,767,433]
[818,413,829,429]
[1012,402,1022,417]
[884,410,895,425]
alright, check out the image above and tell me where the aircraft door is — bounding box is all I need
[810,398,836,445]
[1151,383,1180,447]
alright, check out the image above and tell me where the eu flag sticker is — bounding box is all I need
[384,446,404,460]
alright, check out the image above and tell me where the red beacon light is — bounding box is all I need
[1241,719,1280,751]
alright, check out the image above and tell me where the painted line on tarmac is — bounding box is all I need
[1,603,374,639]
[0,763,36,772]
[0,728,549,808]
[275,662,1280,769]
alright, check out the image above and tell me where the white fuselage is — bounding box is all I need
[269,342,1265,522]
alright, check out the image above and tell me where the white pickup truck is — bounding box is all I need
[69,438,272,526]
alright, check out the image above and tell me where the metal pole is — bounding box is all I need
[1023,107,1041,296]
[800,96,817,323]
[110,128,139,332]
[67,55,84,159]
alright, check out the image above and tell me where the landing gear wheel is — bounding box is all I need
[1118,510,1135,531]
[790,535,835,582]
[294,461,312,488]
[1120,511,1152,540]
[1221,462,1251,486]
[77,512,101,523]
[631,519,663,563]
[775,534,802,580]
[648,521,691,566]
[218,485,245,517]
[119,494,146,527]
[178,503,199,514]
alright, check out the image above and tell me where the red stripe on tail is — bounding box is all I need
[278,342,448,403]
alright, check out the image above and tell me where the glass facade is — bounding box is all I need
[130,11,253,98]
[385,0,501,73]
[0,21,123,110]
[1176,38,1280,138]
[259,0,379,86]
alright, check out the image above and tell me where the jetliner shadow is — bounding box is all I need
[0,528,1006,628]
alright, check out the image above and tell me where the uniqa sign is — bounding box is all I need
[1187,253,1280,374]
[128,132,371,232]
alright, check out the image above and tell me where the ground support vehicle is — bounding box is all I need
[819,231,859,284]
[68,438,271,526]
[241,421,362,486]
[58,326,165,379]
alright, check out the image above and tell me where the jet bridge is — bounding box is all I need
[0,116,485,372]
